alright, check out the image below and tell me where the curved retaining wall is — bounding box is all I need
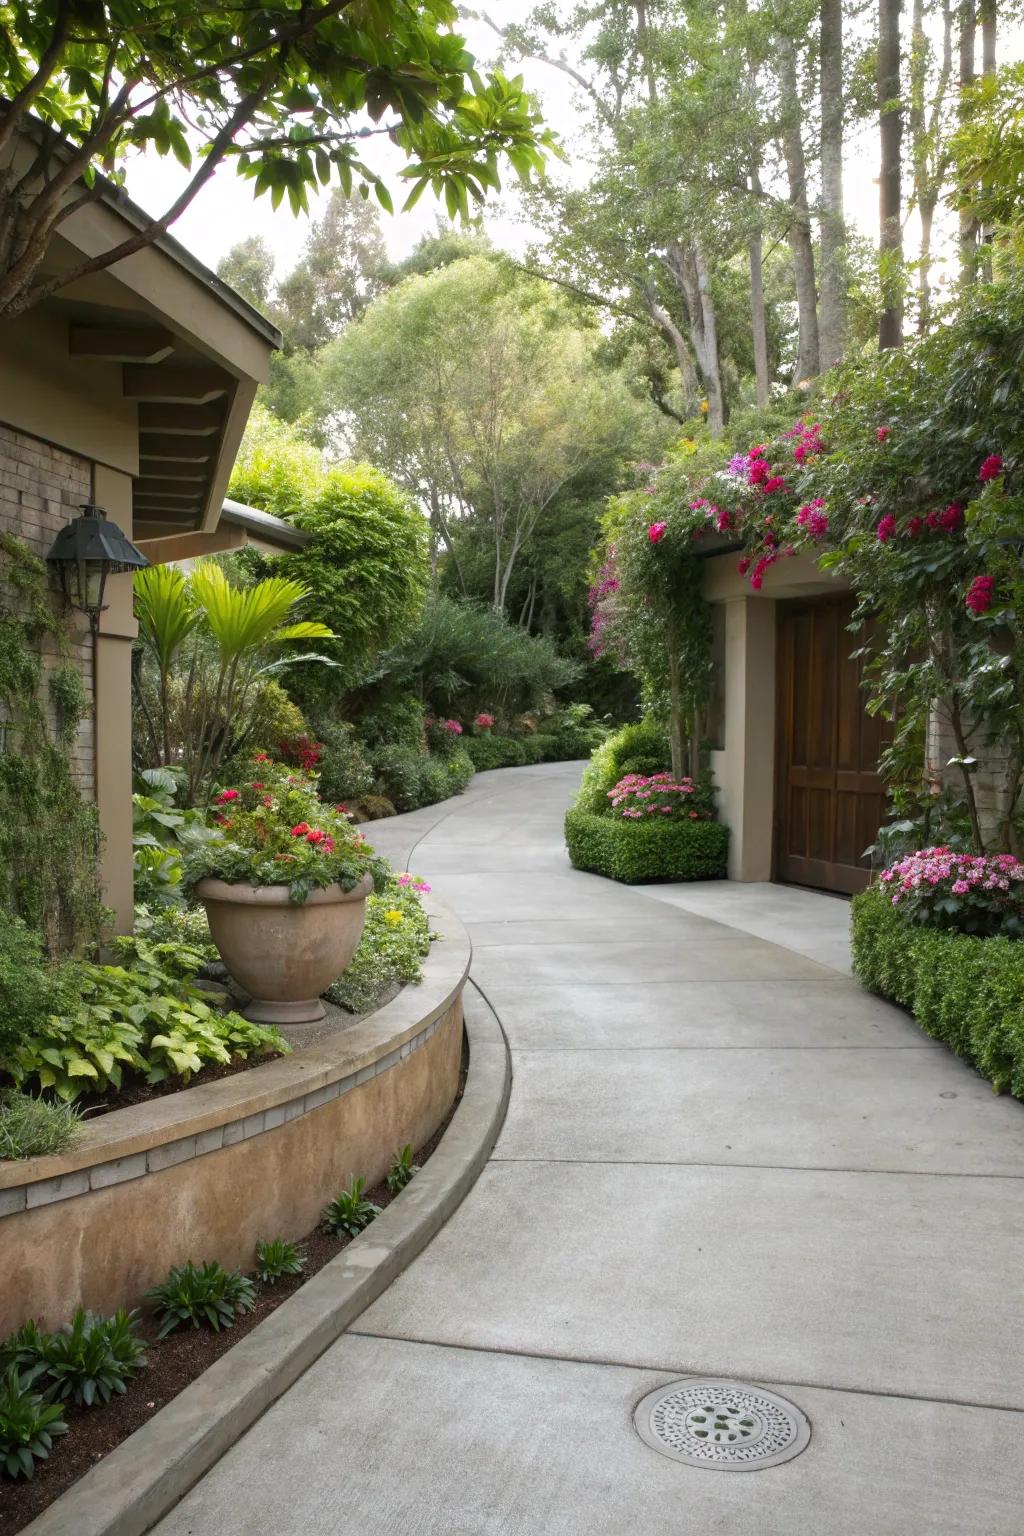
[0,896,469,1334]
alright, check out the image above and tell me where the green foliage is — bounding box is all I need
[386,1144,419,1195]
[265,465,430,711]
[130,903,217,964]
[0,1321,47,1377]
[852,885,1024,1099]
[0,536,103,950]
[147,1262,257,1338]
[463,734,527,771]
[228,405,325,519]
[534,703,608,762]
[4,941,286,1102]
[255,1238,305,1286]
[373,596,580,719]
[564,808,729,885]
[357,695,426,754]
[0,918,80,1067]
[322,1176,382,1237]
[0,1090,83,1161]
[312,721,375,807]
[134,560,334,807]
[0,5,557,321]
[575,720,672,815]
[325,875,432,1014]
[41,1309,146,1408]
[132,767,220,909]
[0,1366,66,1481]
[445,749,476,795]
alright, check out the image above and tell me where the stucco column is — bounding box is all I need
[710,596,777,881]
[92,464,137,933]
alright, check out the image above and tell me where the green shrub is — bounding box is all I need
[0,1091,83,1161]
[0,919,80,1069]
[386,1144,419,1194]
[851,885,1024,1097]
[312,720,375,806]
[41,1309,146,1408]
[0,1322,48,1379]
[0,1366,67,1481]
[324,875,432,1013]
[255,1237,305,1285]
[416,757,452,805]
[323,1175,381,1236]
[147,1261,257,1337]
[358,695,425,754]
[574,719,671,814]
[564,807,729,884]
[369,744,427,812]
[464,734,526,771]
[446,749,475,794]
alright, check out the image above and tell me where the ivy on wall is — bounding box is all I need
[0,533,103,952]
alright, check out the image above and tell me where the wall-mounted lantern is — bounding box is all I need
[46,504,149,629]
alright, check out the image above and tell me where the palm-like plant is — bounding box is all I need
[135,560,333,805]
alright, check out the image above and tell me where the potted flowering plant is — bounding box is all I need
[186,759,387,1025]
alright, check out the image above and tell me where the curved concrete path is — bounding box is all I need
[156,764,1024,1535]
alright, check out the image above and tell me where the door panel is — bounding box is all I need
[776,597,885,895]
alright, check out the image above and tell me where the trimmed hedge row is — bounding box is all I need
[464,731,600,772]
[851,884,1024,1098]
[564,807,729,884]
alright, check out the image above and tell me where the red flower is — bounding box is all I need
[216,788,239,804]
[937,502,964,531]
[762,475,786,494]
[747,458,771,486]
[907,516,925,537]
[876,426,890,443]
[648,521,668,544]
[290,822,310,838]
[306,828,326,845]
[966,575,996,615]
[737,556,750,576]
[979,454,1003,482]
[876,514,897,543]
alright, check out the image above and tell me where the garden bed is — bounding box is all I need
[851,884,1024,1098]
[0,896,469,1336]
[0,1064,464,1536]
[564,806,729,884]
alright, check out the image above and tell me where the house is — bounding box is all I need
[0,150,290,935]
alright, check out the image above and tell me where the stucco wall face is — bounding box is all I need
[0,421,95,796]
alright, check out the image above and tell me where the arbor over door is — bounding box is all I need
[775,596,886,895]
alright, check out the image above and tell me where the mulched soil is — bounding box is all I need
[0,1059,466,1536]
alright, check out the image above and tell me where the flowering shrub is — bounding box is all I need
[323,873,433,1013]
[473,713,494,730]
[185,758,386,904]
[278,734,324,774]
[879,848,1024,936]
[607,772,716,822]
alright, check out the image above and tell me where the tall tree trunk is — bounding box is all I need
[978,0,997,278]
[662,240,727,434]
[748,167,771,408]
[778,38,820,382]
[818,0,847,368]
[958,1,978,284]
[878,0,905,350]
[643,282,701,411]
[911,0,954,333]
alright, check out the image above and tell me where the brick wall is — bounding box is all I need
[0,421,95,797]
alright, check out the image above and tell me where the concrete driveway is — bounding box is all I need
[155,762,1024,1535]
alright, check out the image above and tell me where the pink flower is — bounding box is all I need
[951,880,970,895]
[443,719,463,735]
[474,713,494,729]
[966,575,996,615]
[216,788,239,803]
[648,521,668,544]
[979,454,1003,482]
[747,458,771,486]
[737,556,750,576]
[907,516,925,537]
[876,426,890,443]
[414,881,431,893]
[876,514,897,543]
[762,475,786,494]
[937,502,964,531]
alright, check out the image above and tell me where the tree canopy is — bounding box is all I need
[0,0,556,318]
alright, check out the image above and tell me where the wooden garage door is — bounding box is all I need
[775,596,887,895]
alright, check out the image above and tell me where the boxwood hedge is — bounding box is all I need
[564,807,729,884]
[852,884,1024,1099]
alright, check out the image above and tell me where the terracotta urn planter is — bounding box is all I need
[195,873,374,1026]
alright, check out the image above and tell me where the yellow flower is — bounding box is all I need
[384,909,404,927]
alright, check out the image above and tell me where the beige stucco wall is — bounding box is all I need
[94,464,137,932]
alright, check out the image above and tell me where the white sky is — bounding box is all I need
[123,3,1023,290]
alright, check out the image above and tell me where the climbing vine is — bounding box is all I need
[0,533,103,952]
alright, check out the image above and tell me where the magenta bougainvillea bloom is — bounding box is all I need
[876,426,890,443]
[876,514,897,542]
[647,521,668,544]
[216,788,239,803]
[979,454,1003,482]
[907,516,925,537]
[966,575,996,615]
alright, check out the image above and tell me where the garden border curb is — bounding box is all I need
[20,984,511,1536]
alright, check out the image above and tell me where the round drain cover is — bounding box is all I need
[634,1379,810,1472]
